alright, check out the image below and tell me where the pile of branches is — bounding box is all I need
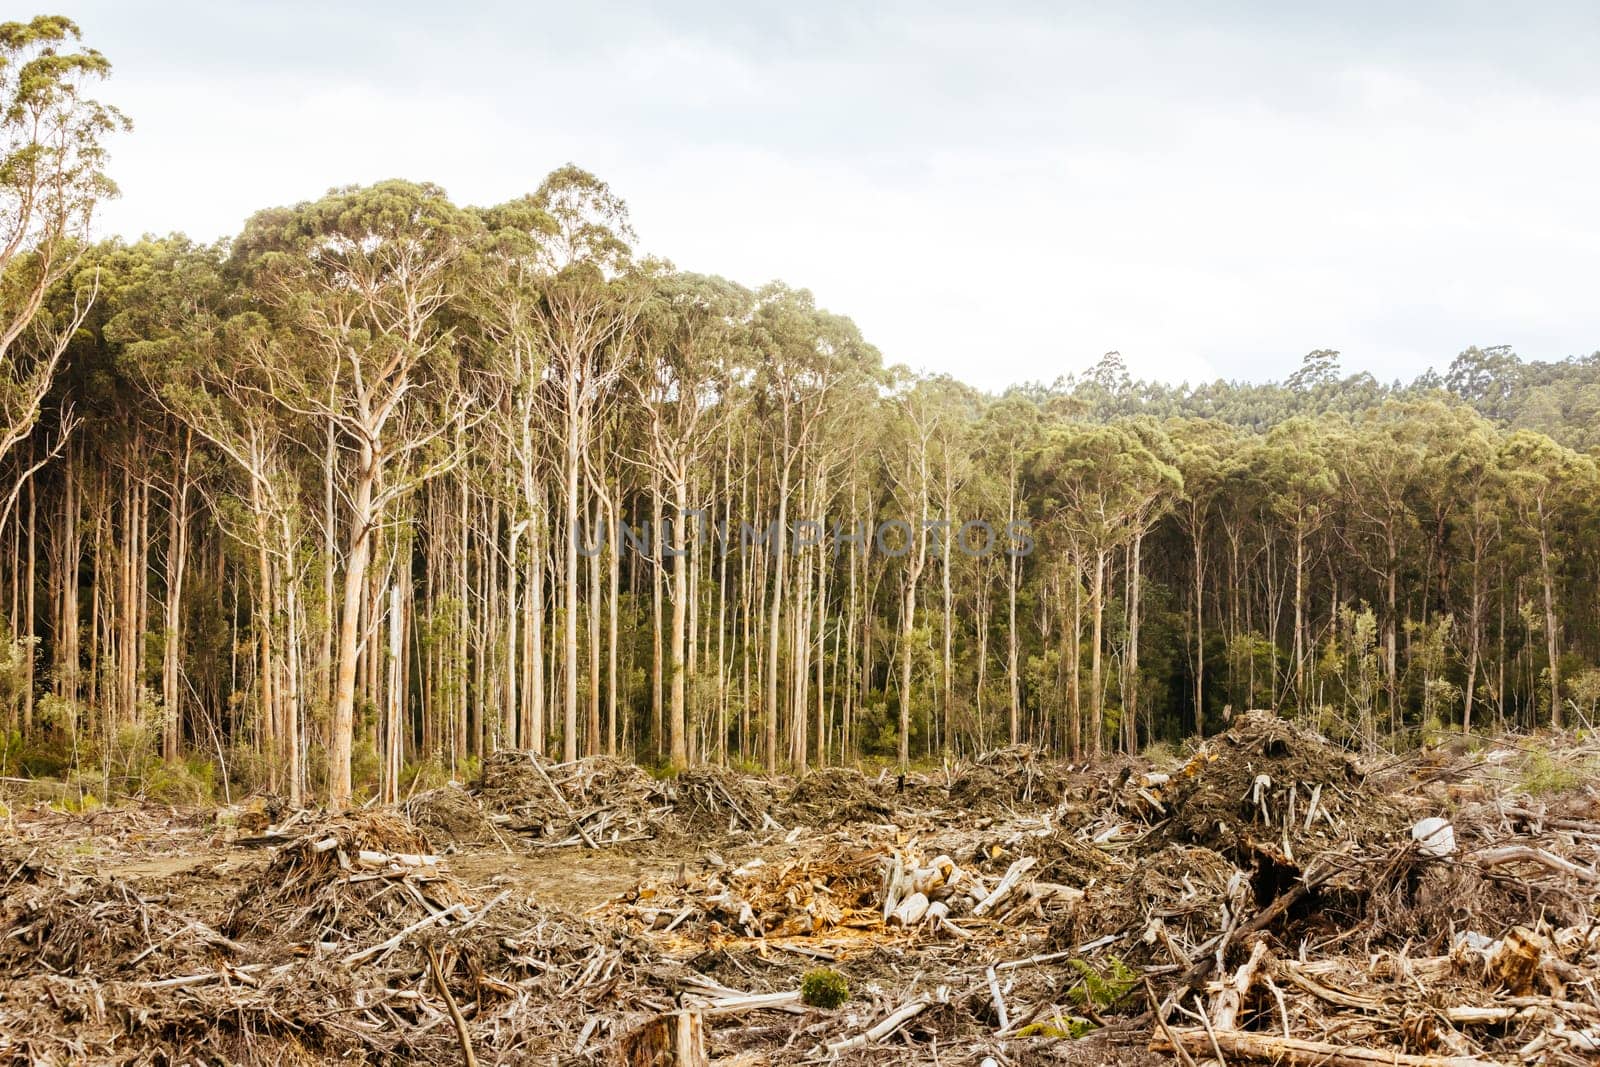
[473,752,672,847]
[782,767,897,827]
[597,720,1600,1064]
[664,766,776,833]
[0,813,697,1064]
[948,744,1080,811]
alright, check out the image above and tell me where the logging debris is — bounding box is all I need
[2,719,1599,1064]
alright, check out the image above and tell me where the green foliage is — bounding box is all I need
[141,757,217,805]
[402,757,451,795]
[799,968,849,1009]
[7,16,1600,795]
[0,728,21,774]
[1015,1015,1097,1039]
[225,745,272,796]
[50,790,101,814]
[351,735,380,801]
[1518,750,1585,796]
[453,754,481,785]
[1065,955,1138,1012]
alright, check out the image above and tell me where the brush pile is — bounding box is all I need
[0,813,691,1064]
[473,751,671,846]
[949,744,1079,810]
[783,766,897,827]
[664,765,776,832]
[3,717,1599,1065]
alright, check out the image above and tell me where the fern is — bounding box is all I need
[1065,954,1138,1011]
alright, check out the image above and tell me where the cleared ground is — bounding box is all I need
[3,715,1599,1065]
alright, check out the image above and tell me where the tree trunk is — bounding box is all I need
[329,446,376,813]
[1090,547,1105,758]
[1537,510,1561,727]
[669,475,690,767]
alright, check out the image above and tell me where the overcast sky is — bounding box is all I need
[64,1,1600,390]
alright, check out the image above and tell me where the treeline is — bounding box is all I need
[3,16,1600,810]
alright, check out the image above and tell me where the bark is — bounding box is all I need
[329,443,376,814]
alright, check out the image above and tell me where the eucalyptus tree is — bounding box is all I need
[1167,418,1243,734]
[917,376,980,753]
[635,271,750,767]
[104,238,278,772]
[0,16,126,513]
[747,285,879,768]
[1028,421,1180,755]
[1335,405,1426,730]
[882,373,936,766]
[472,195,557,751]
[1403,401,1502,731]
[233,179,476,812]
[1250,417,1338,710]
[522,168,639,763]
[976,392,1043,744]
[1498,431,1597,727]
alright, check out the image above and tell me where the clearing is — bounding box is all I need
[3,713,1599,1065]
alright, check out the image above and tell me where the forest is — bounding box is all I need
[5,15,1600,815]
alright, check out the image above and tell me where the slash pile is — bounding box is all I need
[2,714,1599,1065]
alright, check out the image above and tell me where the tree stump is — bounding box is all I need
[614,1010,709,1066]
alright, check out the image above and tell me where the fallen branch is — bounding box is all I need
[972,857,1037,918]
[425,943,478,1067]
[343,903,468,966]
[1153,1027,1505,1066]
[682,990,803,1017]
[1471,845,1600,884]
[825,999,930,1052]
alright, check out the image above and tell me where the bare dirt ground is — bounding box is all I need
[3,714,1599,1065]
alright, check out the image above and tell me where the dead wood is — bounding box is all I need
[1153,1028,1504,1066]
[615,1010,709,1066]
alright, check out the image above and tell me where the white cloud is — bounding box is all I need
[75,1,1600,389]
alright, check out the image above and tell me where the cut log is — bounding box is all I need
[972,857,1036,917]
[1152,1028,1503,1066]
[682,991,803,1017]
[890,891,930,926]
[355,849,439,868]
[614,1010,708,1066]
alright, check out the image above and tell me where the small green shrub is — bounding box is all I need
[800,968,849,1009]
[1141,739,1177,767]
[50,791,101,814]
[1520,750,1582,796]
[142,757,217,805]
[402,757,450,795]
